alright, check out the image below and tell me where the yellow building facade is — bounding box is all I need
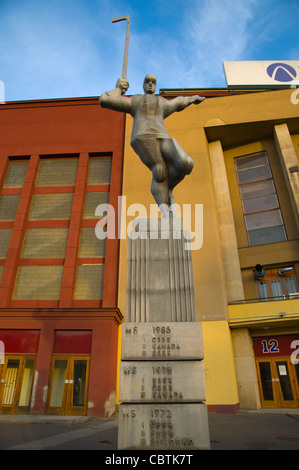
[117,87,299,412]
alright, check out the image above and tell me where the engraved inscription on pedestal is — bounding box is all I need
[118,403,210,450]
[121,322,203,360]
[119,360,205,403]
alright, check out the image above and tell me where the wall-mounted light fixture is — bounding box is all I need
[278,267,293,276]
[255,264,265,280]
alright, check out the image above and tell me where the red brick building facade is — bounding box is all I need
[0,97,124,417]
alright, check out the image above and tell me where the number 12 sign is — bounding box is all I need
[253,335,299,358]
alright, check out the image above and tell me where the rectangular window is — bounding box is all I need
[35,157,78,187]
[87,156,112,185]
[0,229,12,258]
[235,152,286,246]
[0,194,20,221]
[13,265,64,300]
[285,278,298,294]
[3,160,29,188]
[73,264,104,300]
[29,193,74,220]
[82,192,109,219]
[21,228,68,259]
[78,227,106,258]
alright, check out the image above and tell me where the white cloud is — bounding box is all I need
[181,0,257,87]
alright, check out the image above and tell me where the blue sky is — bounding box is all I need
[0,0,298,101]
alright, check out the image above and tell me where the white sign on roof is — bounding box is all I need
[223,61,299,88]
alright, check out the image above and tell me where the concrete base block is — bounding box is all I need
[118,403,210,450]
[121,322,203,360]
[119,360,206,403]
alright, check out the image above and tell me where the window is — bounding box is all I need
[82,192,109,219]
[3,160,29,188]
[0,194,21,220]
[256,267,298,301]
[87,156,111,185]
[13,265,64,300]
[21,228,69,259]
[29,193,74,220]
[0,229,12,258]
[78,228,106,258]
[235,152,287,246]
[35,157,78,187]
[73,265,104,300]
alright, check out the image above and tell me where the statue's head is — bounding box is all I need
[143,74,156,95]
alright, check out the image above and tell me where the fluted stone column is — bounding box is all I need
[126,218,195,323]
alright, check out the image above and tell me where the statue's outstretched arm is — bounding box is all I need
[100,78,132,113]
[163,95,205,118]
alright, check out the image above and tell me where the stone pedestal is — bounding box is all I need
[118,219,210,450]
[126,218,195,322]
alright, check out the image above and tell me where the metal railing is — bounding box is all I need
[228,292,299,305]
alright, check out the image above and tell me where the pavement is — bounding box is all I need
[0,409,299,452]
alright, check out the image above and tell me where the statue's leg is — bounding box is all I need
[160,138,193,190]
[151,166,170,207]
[131,135,171,207]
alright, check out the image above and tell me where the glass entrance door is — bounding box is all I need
[46,356,89,415]
[0,356,36,414]
[274,360,297,407]
[256,357,299,408]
